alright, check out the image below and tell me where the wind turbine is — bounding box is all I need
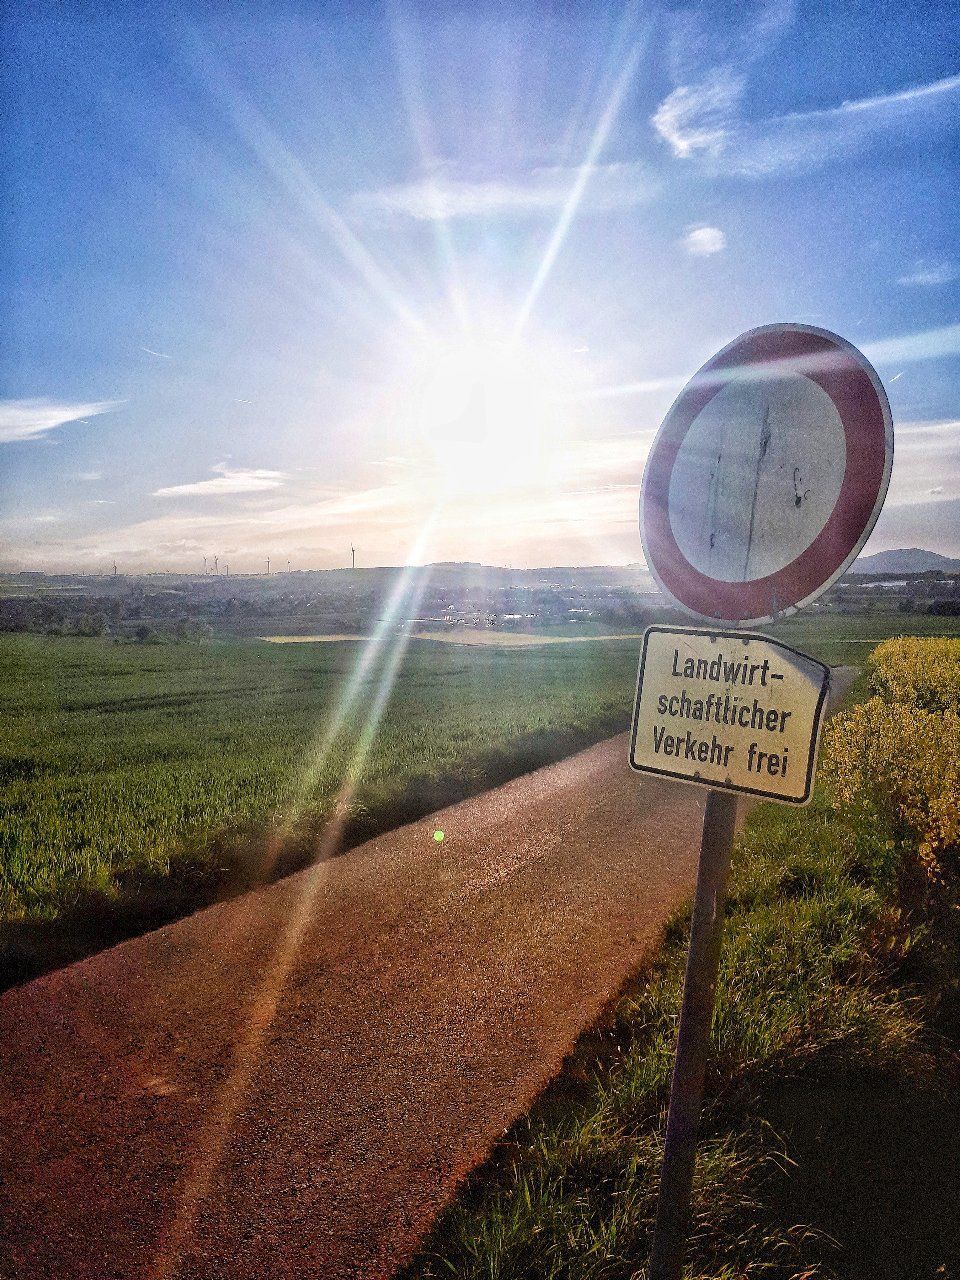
[351,543,356,570]
[203,555,207,576]
[266,556,270,575]
[214,555,219,576]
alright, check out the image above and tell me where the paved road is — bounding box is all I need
[1,735,706,1280]
[0,673,854,1280]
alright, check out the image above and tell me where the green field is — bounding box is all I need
[767,608,960,666]
[0,631,641,981]
[2,612,958,984]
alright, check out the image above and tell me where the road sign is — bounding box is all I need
[640,323,893,625]
[629,626,830,805]
[640,325,893,1280]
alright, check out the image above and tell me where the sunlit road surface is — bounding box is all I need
[0,674,853,1280]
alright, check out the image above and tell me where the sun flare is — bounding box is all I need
[413,339,568,498]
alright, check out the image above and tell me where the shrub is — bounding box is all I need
[825,637,960,879]
[824,698,960,874]
[867,635,960,713]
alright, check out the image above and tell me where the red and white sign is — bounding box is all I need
[640,324,893,625]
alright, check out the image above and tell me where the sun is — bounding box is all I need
[413,338,565,498]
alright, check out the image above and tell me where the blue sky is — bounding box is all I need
[1,0,958,572]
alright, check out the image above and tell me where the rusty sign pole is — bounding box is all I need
[647,787,738,1280]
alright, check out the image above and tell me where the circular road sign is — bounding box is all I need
[640,324,893,625]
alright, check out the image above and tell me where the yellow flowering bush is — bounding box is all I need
[824,637,960,875]
[824,698,960,869]
[867,636,960,713]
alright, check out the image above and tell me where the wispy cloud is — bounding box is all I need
[10,412,960,570]
[139,346,172,359]
[356,162,661,222]
[0,399,119,444]
[883,419,960,509]
[653,0,789,165]
[654,67,960,177]
[78,471,103,482]
[653,70,745,159]
[863,321,960,367]
[153,463,287,499]
[571,320,960,405]
[540,436,657,502]
[682,225,726,256]
[898,259,959,287]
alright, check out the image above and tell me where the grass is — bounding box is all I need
[767,609,960,668]
[403,647,960,1280]
[407,814,959,1277]
[0,632,642,983]
[1,612,956,988]
[260,630,640,646]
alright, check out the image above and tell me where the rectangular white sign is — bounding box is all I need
[629,625,830,804]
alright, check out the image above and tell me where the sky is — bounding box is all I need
[1,0,958,573]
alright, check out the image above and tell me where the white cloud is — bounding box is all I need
[570,373,687,403]
[153,463,287,499]
[558,434,655,477]
[0,399,119,444]
[78,471,103,482]
[357,162,661,222]
[898,260,959,287]
[683,224,726,256]
[883,419,960,509]
[652,71,745,159]
[653,71,960,177]
[9,411,960,570]
[663,0,793,91]
[570,321,960,408]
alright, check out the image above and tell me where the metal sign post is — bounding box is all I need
[648,787,737,1280]
[634,324,893,1279]
[634,627,829,1280]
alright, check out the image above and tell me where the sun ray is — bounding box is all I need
[511,16,648,340]
[386,1,473,335]
[235,102,429,337]
[241,512,441,887]
[148,516,439,1280]
[183,37,430,339]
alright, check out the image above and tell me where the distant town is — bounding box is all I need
[2,549,958,642]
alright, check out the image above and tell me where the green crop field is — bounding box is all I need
[0,631,641,980]
[766,608,960,666]
[2,611,958,984]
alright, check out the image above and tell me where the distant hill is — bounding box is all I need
[853,548,960,575]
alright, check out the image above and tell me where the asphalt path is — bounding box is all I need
[0,672,854,1280]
